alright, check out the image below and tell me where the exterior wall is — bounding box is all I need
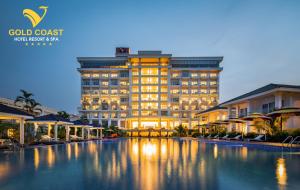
[78,50,222,129]
[225,90,300,133]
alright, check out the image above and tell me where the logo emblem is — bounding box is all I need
[23,6,48,28]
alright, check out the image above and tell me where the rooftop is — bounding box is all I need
[221,83,300,106]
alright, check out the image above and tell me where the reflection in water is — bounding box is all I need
[47,146,55,168]
[74,143,79,159]
[213,144,218,159]
[34,148,39,170]
[241,147,248,160]
[276,158,287,190]
[67,144,71,160]
[142,142,157,157]
[0,162,10,180]
[0,139,299,190]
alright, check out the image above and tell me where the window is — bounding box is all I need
[120,71,129,78]
[191,73,198,78]
[239,108,248,117]
[182,71,190,77]
[91,79,99,85]
[101,73,109,78]
[191,81,198,85]
[111,73,118,78]
[82,79,90,85]
[171,79,180,85]
[262,102,275,113]
[110,79,118,85]
[172,97,179,102]
[121,98,128,103]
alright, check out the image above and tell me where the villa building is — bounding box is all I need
[197,84,300,134]
[77,47,223,131]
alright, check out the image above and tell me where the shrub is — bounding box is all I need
[267,131,289,142]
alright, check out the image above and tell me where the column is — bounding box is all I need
[34,123,38,136]
[74,127,77,136]
[275,92,283,109]
[82,127,85,139]
[96,129,99,138]
[87,128,90,140]
[47,124,51,137]
[66,125,70,141]
[19,118,25,145]
[100,129,103,139]
[54,123,58,141]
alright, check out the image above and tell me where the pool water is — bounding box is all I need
[0,138,299,190]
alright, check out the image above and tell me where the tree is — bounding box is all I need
[175,124,188,137]
[15,89,42,115]
[57,111,70,120]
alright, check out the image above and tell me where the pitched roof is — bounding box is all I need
[28,114,71,123]
[221,83,300,106]
[73,120,91,126]
[196,105,227,115]
[0,103,33,117]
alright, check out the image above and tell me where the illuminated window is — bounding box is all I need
[191,81,198,85]
[92,74,99,78]
[182,89,189,94]
[200,89,207,94]
[101,81,109,86]
[101,73,109,78]
[111,73,118,78]
[191,89,198,94]
[200,73,207,78]
[200,81,207,86]
[171,73,180,77]
[101,90,108,94]
[111,89,118,94]
[210,81,217,86]
[120,81,128,86]
[171,89,180,94]
[191,73,198,77]
[182,81,189,86]
[210,73,217,78]
[82,74,90,78]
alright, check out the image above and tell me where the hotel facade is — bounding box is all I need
[77,48,223,131]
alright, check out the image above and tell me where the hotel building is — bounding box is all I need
[77,48,223,130]
[196,84,300,134]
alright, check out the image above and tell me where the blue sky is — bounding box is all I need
[1,0,300,113]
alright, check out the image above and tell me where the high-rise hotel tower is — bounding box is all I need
[77,48,223,130]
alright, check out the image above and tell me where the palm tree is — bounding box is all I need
[175,124,187,137]
[57,111,70,120]
[15,89,42,115]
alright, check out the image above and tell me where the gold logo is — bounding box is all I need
[23,6,48,28]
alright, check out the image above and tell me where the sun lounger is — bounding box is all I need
[212,134,219,139]
[70,135,82,141]
[249,134,265,142]
[206,134,212,138]
[40,135,54,142]
[221,135,229,139]
[229,135,242,141]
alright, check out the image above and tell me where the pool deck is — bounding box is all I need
[179,137,300,152]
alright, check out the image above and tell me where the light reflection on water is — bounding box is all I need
[0,138,299,190]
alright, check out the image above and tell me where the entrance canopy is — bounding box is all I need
[242,113,272,121]
[0,104,33,145]
[0,104,33,120]
[267,107,300,116]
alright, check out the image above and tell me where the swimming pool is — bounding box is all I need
[0,138,299,190]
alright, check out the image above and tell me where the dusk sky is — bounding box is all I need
[1,0,300,113]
